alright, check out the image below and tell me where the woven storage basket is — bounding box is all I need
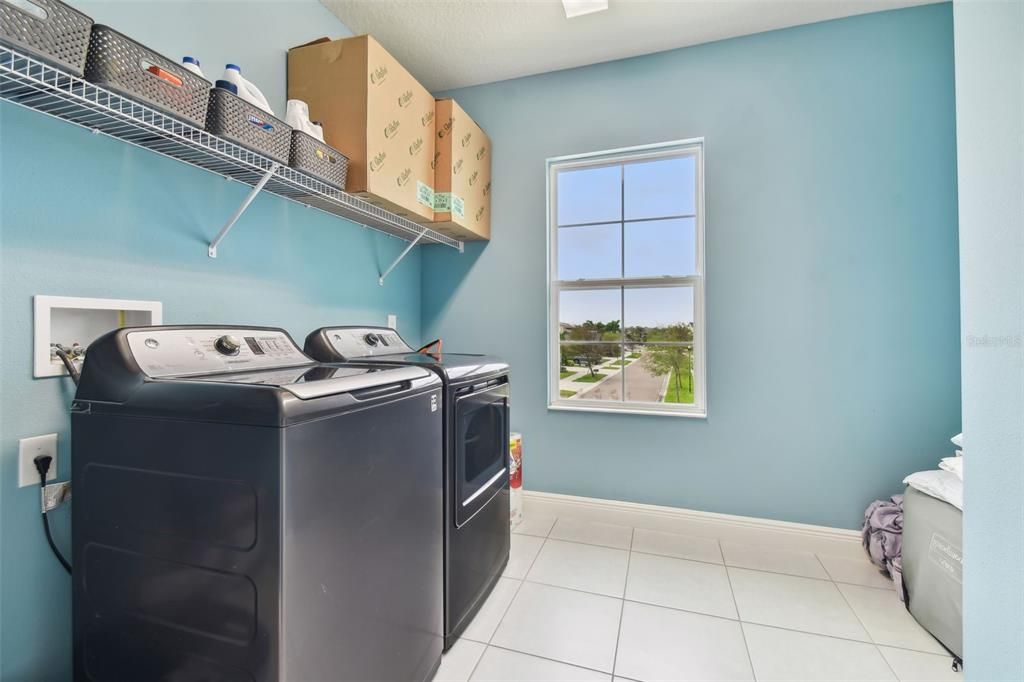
[84,25,210,126]
[289,131,348,190]
[0,0,92,76]
[206,87,292,164]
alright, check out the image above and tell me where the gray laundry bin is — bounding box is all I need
[902,485,963,660]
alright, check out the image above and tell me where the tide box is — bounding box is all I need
[432,98,491,240]
[288,35,435,222]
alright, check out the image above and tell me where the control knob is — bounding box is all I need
[364,333,380,347]
[214,334,242,356]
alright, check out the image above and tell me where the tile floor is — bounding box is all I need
[434,512,962,682]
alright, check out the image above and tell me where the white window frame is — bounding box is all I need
[546,138,706,418]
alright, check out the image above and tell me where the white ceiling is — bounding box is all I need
[321,0,942,92]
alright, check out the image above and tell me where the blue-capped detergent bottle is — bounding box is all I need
[221,64,273,116]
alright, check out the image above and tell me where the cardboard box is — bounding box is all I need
[288,35,435,222]
[431,99,491,240]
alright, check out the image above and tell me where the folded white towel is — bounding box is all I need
[904,469,963,510]
[939,456,963,480]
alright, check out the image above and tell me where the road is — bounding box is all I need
[577,358,666,402]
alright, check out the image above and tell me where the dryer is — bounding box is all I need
[304,326,510,650]
[71,325,444,681]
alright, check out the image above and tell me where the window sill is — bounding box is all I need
[548,402,707,419]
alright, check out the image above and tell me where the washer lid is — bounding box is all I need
[186,364,432,399]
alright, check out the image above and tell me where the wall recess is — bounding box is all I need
[34,295,163,378]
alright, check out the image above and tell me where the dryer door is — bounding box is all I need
[453,379,509,527]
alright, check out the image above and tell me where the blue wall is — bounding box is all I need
[0,2,425,679]
[953,2,1024,679]
[423,4,961,530]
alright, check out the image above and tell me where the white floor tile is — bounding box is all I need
[503,534,545,580]
[548,518,633,550]
[878,646,963,681]
[435,639,487,682]
[526,539,629,597]
[625,552,737,619]
[490,582,621,673]
[742,623,896,681]
[615,601,753,682]
[721,541,830,579]
[837,584,947,654]
[471,647,611,681]
[462,578,521,643]
[514,513,557,538]
[818,553,895,590]
[631,528,723,564]
[728,567,870,641]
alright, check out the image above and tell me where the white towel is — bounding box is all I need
[951,432,963,449]
[904,469,963,510]
[939,456,963,480]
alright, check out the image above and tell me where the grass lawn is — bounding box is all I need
[606,359,631,367]
[559,389,577,398]
[664,370,695,404]
[559,370,576,379]
[626,352,641,359]
[574,372,607,383]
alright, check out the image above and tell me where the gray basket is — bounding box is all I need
[205,88,292,165]
[84,25,211,127]
[289,131,348,190]
[0,0,92,76]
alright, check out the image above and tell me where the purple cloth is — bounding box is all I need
[862,495,903,588]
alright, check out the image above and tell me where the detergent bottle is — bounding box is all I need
[221,64,273,116]
[181,56,204,78]
[286,99,325,141]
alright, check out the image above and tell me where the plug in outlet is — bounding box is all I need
[19,433,57,488]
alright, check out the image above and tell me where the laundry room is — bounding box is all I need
[0,0,1020,680]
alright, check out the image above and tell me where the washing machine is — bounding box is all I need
[304,326,510,650]
[71,325,444,682]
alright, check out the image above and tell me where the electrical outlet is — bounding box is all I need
[387,314,397,329]
[18,433,57,488]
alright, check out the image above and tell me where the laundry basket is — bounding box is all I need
[0,0,93,76]
[84,25,211,126]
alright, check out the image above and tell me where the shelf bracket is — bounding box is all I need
[379,226,429,286]
[208,163,280,258]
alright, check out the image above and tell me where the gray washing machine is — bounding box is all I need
[304,326,510,651]
[71,325,444,682]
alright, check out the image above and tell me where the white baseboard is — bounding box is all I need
[522,490,863,558]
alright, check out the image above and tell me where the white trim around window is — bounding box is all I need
[546,138,707,417]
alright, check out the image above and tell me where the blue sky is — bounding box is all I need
[557,156,697,328]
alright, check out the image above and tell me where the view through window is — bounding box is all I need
[548,140,705,416]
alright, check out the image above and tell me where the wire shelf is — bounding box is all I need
[0,45,462,252]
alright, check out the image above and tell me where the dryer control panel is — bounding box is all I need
[127,328,311,378]
[321,327,413,359]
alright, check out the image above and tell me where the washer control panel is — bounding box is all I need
[127,328,311,378]
[324,327,412,358]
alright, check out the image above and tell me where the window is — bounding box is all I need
[547,140,705,417]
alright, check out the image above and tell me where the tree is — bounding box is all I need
[640,323,695,400]
[561,322,617,378]
[642,346,693,399]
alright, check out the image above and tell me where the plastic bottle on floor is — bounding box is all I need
[509,432,523,528]
[221,64,273,116]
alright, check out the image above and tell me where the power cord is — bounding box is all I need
[34,455,71,574]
